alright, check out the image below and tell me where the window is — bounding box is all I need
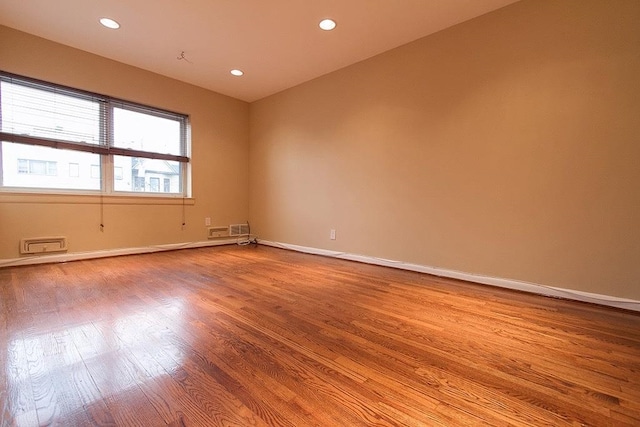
[69,163,79,178]
[0,72,189,195]
[133,176,145,192]
[90,165,100,179]
[17,159,57,176]
[17,159,28,174]
[149,177,160,192]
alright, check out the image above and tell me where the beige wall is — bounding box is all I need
[2,0,639,301]
[249,0,640,300]
[0,26,249,259]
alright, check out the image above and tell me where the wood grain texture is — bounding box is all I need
[1,244,639,426]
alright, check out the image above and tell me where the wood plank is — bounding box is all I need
[1,244,639,426]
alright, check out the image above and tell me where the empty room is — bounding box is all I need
[1,0,639,425]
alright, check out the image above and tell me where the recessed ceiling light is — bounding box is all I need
[230,69,244,77]
[319,19,337,31]
[99,18,120,29]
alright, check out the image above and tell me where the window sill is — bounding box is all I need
[0,191,195,206]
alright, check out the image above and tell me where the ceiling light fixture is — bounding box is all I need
[319,19,337,31]
[99,18,120,29]
[230,69,244,77]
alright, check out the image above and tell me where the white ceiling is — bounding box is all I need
[0,0,520,102]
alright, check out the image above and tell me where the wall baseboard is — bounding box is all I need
[2,237,637,312]
[259,240,640,312]
[0,239,238,268]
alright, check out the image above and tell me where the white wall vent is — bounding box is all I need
[229,223,249,237]
[20,237,68,255]
[208,226,230,239]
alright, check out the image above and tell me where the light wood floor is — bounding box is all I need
[1,245,639,426]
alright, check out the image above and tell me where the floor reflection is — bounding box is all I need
[4,297,186,425]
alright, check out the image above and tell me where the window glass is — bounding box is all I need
[1,142,101,190]
[112,156,181,194]
[113,107,182,155]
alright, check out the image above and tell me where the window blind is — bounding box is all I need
[0,72,188,163]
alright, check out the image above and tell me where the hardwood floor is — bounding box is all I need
[1,245,639,426]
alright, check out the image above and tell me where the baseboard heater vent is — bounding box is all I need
[229,223,250,237]
[20,237,68,254]
[208,226,230,239]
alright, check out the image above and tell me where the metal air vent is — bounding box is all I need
[229,224,249,237]
[208,226,230,239]
[20,237,68,254]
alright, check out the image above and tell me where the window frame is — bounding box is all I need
[0,71,190,197]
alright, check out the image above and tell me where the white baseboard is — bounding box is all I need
[0,239,238,268]
[3,237,637,312]
[259,240,640,312]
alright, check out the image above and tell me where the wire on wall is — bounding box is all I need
[99,192,105,232]
[181,196,186,230]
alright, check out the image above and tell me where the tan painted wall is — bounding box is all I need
[249,0,640,300]
[0,26,249,259]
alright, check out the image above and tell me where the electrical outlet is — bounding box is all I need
[330,229,336,240]
[205,217,211,226]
